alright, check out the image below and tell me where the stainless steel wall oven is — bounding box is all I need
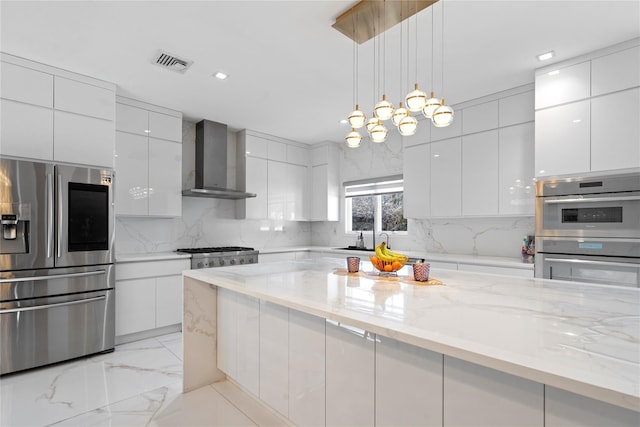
[0,158,115,375]
[535,172,640,287]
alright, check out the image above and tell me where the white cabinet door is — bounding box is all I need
[403,143,430,218]
[498,122,535,215]
[591,88,640,172]
[155,274,182,328]
[245,156,268,219]
[325,320,375,427]
[289,310,325,427]
[463,100,499,134]
[591,46,640,96]
[462,130,499,216]
[114,132,148,216]
[268,140,287,162]
[115,278,156,336]
[235,293,260,397]
[499,91,534,127]
[217,288,238,379]
[148,111,182,142]
[53,111,114,167]
[535,61,591,109]
[286,163,308,221]
[54,77,114,120]
[287,144,309,166]
[268,160,287,220]
[1,62,53,107]
[148,138,182,217]
[311,164,329,221]
[535,100,590,177]
[443,355,544,426]
[116,103,148,135]
[376,336,443,427]
[545,386,640,427]
[0,100,53,160]
[259,301,289,417]
[430,138,462,217]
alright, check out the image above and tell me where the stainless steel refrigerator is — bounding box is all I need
[0,157,115,375]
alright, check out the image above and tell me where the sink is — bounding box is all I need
[334,246,375,252]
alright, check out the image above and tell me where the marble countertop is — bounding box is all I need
[116,252,192,263]
[258,246,534,270]
[184,258,639,411]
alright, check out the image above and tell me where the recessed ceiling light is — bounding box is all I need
[548,70,560,76]
[537,51,555,61]
[214,72,228,80]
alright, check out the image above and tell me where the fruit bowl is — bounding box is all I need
[369,255,406,275]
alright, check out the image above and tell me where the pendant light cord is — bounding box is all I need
[441,0,445,96]
[415,0,418,85]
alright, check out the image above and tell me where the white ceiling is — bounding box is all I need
[1,1,639,144]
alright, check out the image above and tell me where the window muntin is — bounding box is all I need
[345,176,407,233]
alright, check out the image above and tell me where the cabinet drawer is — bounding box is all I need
[1,61,53,107]
[149,111,182,142]
[54,77,115,120]
[116,259,191,280]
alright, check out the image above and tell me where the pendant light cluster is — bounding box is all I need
[343,0,454,148]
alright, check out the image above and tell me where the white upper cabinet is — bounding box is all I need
[54,77,114,120]
[535,100,590,177]
[245,156,269,219]
[535,61,590,109]
[462,130,499,216]
[591,88,640,172]
[287,144,309,166]
[0,54,115,167]
[286,163,309,221]
[591,46,640,96]
[463,100,499,134]
[268,160,287,220]
[268,140,287,162]
[1,62,53,107]
[430,138,462,217]
[499,91,534,127]
[403,143,430,218]
[310,143,339,221]
[499,122,535,215]
[114,98,182,217]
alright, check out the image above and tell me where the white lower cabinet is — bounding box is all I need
[288,309,325,427]
[216,288,238,378]
[376,336,443,427]
[545,386,640,427]
[115,258,190,338]
[443,356,544,426]
[259,301,289,417]
[325,320,375,427]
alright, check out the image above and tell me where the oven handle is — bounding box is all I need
[0,270,106,284]
[544,257,640,269]
[0,295,106,314]
[57,173,63,258]
[543,195,640,204]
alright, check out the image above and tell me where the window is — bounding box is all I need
[344,176,407,233]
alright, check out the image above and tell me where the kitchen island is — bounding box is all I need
[182,258,639,426]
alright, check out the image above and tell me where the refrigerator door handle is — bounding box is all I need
[0,269,106,284]
[0,295,107,314]
[57,173,63,258]
[46,172,54,258]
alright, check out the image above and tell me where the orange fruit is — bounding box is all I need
[392,261,403,271]
[371,256,379,265]
[384,264,393,272]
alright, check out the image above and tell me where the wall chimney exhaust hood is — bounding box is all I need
[182,119,257,200]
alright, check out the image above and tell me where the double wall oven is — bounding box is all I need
[0,158,115,375]
[535,172,640,287]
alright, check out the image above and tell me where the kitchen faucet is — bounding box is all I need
[380,232,390,249]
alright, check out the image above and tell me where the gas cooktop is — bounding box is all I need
[176,247,259,269]
[176,246,255,254]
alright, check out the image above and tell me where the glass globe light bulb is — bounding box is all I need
[432,100,455,128]
[366,117,381,134]
[422,92,441,119]
[370,124,388,143]
[374,95,394,121]
[345,129,362,148]
[405,83,428,112]
[398,114,418,136]
[348,104,366,129]
[392,102,408,127]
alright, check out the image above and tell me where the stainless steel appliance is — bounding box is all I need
[176,247,258,269]
[0,158,115,375]
[535,172,640,287]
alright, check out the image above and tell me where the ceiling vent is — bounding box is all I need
[152,50,193,73]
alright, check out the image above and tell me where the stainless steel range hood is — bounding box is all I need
[182,119,256,200]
